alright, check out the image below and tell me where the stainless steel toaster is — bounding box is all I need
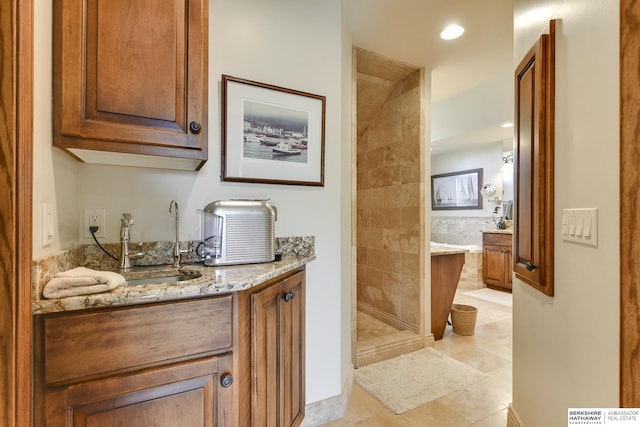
[202,200,276,266]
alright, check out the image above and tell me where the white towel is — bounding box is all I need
[43,267,126,299]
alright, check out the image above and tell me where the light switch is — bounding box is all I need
[575,215,583,236]
[562,208,598,247]
[583,215,592,237]
[568,214,576,235]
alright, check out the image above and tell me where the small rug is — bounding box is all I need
[355,347,489,414]
[462,288,513,307]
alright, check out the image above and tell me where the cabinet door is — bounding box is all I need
[251,271,305,427]
[504,248,513,288]
[44,355,233,427]
[483,245,506,286]
[251,281,282,427]
[280,272,305,427]
[53,0,208,166]
[514,22,555,296]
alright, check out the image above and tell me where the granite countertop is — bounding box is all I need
[482,229,513,234]
[33,255,315,315]
[32,236,315,315]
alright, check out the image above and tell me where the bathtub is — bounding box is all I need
[430,241,484,289]
[430,241,482,253]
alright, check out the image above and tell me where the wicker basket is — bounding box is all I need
[450,304,478,336]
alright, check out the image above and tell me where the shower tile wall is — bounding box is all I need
[357,67,422,331]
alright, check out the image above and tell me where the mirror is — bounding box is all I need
[481,183,497,197]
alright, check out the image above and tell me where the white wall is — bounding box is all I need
[33,0,350,407]
[33,0,79,254]
[512,1,620,425]
[431,142,505,217]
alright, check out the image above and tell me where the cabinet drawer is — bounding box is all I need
[42,296,232,385]
[483,232,513,247]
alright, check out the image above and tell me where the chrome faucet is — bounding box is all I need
[169,200,187,267]
[119,213,145,271]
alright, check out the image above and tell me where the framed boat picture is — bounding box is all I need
[431,168,483,210]
[221,75,326,186]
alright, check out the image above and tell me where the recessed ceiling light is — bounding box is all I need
[440,25,464,40]
[501,122,514,128]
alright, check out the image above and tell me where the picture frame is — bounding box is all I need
[431,168,483,210]
[221,75,326,186]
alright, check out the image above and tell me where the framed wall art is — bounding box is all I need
[221,75,326,186]
[431,168,483,210]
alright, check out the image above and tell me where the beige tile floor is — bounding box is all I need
[326,289,512,427]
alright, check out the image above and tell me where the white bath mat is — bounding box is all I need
[355,347,489,414]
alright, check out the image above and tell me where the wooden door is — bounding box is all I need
[53,0,208,163]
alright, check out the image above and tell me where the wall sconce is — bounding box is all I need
[501,151,514,172]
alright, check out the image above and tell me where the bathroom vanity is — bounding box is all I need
[482,231,513,292]
[32,255,312,427]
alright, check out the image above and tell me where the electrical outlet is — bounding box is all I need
[84,209,106,238]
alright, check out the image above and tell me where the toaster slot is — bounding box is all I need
[204,213,223,260]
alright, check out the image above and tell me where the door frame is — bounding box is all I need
[3,0,640,420]
[1,0,34,425]
[619,0,640,407]
[350,1,640,408]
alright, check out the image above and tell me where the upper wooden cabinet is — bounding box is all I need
[513,20,556,296]
[53,0,209,170]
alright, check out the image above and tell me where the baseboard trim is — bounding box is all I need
[356,332,424,367]
[357,302,419,334]
[508,403,524,427]
[424,333,435,347]
[301,366,355,427]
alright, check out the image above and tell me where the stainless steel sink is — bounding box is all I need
[125,272,201,286]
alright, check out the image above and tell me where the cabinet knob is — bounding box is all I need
[282,291,296,302]
[189,121,202,134]
[220,373,233,388]
[525,262,538,271]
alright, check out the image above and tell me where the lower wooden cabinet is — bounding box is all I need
[34,269,307,426]
[34,296,235,426]
[237,268,306,427]
[482,232,513,292]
